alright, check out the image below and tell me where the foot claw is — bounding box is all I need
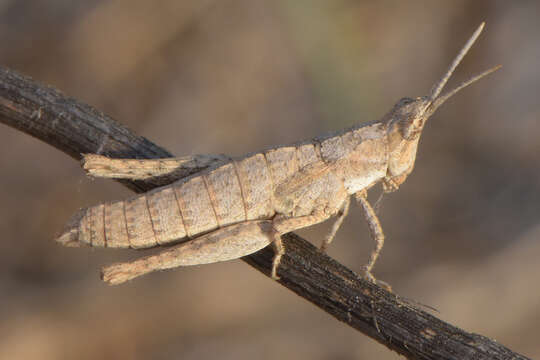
[363,267,392,292]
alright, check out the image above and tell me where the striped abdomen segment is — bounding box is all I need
[76,187,187,249]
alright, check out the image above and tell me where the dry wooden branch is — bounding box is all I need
[0,66,529,360]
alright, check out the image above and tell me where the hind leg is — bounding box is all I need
[270,232,284,280]
[270,207,332,279]
[102,220,274,285]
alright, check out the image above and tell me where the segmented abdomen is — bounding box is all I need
[72,141,329,249]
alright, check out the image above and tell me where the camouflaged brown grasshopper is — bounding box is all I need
[57,23,500,285]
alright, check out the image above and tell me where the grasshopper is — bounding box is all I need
[57,23,500,285]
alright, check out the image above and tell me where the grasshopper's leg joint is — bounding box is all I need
[382,177,399,193]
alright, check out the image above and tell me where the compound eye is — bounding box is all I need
[400,97,414,104]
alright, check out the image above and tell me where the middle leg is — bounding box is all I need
[320,196,351,251]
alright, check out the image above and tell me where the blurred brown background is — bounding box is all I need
[1,1,539,359]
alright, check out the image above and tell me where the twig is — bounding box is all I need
[0,66,529,360]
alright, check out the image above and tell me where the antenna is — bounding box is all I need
[429,22,485,101]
